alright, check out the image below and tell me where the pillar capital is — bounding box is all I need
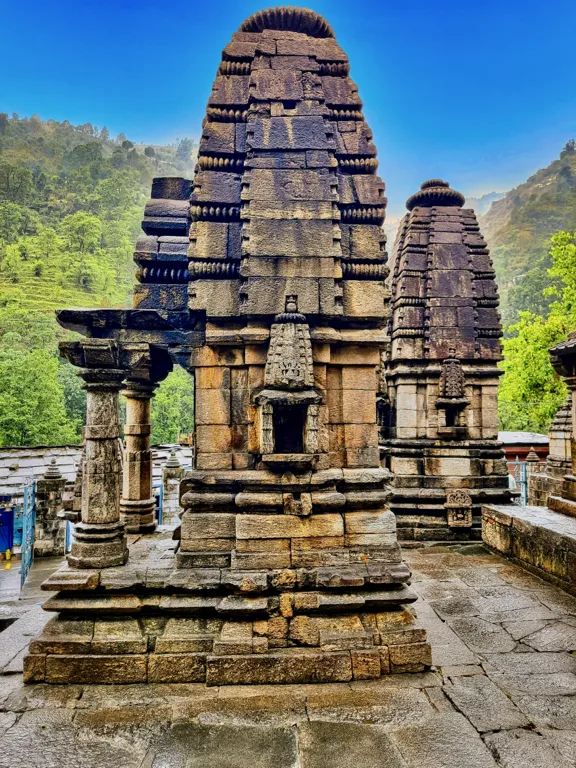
[59,339,126,390]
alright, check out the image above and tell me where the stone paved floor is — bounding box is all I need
[0,545,575,767]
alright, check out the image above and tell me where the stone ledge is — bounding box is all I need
[482,504,576,596]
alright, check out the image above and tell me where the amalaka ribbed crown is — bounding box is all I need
[241,6,335,37]
[406,180,465,211]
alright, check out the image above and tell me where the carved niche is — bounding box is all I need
[257,296,321,463]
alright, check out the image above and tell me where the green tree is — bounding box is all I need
[60,211,102,252]
[1,244,23,282]
[151,368,195,443]
[0,347,78,445]
[498,231,576,432]
[0,162,33,204]
[0,202,41,246]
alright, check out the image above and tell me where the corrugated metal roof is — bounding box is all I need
[498,431,549,445]
[0,443,194,497]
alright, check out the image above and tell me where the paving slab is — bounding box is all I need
[531,587,576,616]
[489,671,576,696]
[447,617,517,653]
[411,599,478,666]
[538,729,576,766]
[0,707,147,768]
[482,651,576,675]
[305,686,433,728]
[389,712,498,768]
[512,694,576,729]
[298,721,407,768]
[442,675,529,732]
[501,620,549,640]
[522,622,576,651]
[484,728,573,768]
[146,724,299,768]
[440,664,485,678]
[0,606,51,672]
[479,606,559,623]
[453,568,507,588]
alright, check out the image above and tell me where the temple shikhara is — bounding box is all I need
[24,6,519,686]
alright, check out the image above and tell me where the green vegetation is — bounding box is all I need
[1,113,575,443]
[0,113,197,446]
[481,140,576,327]
[499,231,576,432]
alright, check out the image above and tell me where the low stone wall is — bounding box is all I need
[482,504,576,595]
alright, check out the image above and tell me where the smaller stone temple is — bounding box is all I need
[382,180,514,543]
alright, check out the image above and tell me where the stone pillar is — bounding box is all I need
[162,450,185,526]
[120,380,157,533]
[61,340,128,569]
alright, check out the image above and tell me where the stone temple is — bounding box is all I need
[24,6,514,685]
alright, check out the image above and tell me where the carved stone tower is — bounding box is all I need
[25,7,431,686]
[384,180,513,542]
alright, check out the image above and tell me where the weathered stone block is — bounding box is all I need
[205,651,353,685]
[345,511,396,534]
[148,653,206,682]
[181,513,236,540]
[236,514,344,539]
[45,655,148,684]
[388,642,432,673]
[351,649,381,679]
[231,551,292,570]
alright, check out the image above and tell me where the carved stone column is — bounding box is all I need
[60,339,128,569]
[120,379,157,533]
[119,343,172,533]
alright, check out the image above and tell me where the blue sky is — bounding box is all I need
[2,0,575,215]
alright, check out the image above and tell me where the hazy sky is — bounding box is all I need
[2,0,575,215]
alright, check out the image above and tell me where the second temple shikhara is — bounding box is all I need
[24,6,513,685]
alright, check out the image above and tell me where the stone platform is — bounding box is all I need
[3,546,576,767]
[483,504,576,596]
[23,532,431,686]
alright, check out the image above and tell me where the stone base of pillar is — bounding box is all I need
[120,498,157,534]
[67,522,128,569]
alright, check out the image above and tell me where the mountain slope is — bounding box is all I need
[480,140,576,326]
[0,113,197,311]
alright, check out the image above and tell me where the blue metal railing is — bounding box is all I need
[509,458,527,505]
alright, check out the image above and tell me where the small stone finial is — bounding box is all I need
[285,295,298,314]
[406,180,465,211]
[165,449,181,469]
[526,447,540,463]
[44,458,62,480]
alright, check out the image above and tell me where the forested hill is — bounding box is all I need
[0,113,197,310]
[480,139,576,326]
[0,114,197,447]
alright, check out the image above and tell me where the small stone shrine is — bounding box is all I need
[24,6,432,685]
[383,180,513,542]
